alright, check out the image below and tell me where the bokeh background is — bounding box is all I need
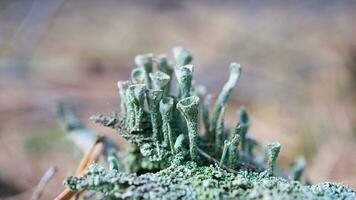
[1,0,356,199]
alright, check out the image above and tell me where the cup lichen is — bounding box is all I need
[61,47,355,200]
[159,97,175,154]
[176,96,200,162]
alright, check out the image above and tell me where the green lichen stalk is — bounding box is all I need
[126,84,146,132]
[175,64,193,99]
[155,55,173,95]
[62,47,355,200]
[160,97,175,154]
[131,68,145,84]
[203,94,212,135]
[290,156,306,181]
[147,89,163,141]
[239,106,250,150]
[117,80,130,115]
[215,106,225,153]
[176,96,200,162]
[135,54,153,88]
[173,46,193,67]
[266,142,281,176]
[210,63,241,133]
[228,134,240,168]
[149,70,170,90]
[219,140,229,167]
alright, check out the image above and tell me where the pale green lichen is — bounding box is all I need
[228,134,240,169]
[65,162,356,200]
[239,106,250,150]
[210,63,241,133]
[108,154,121,171]
[155,55,173,76]
[117,81,130,115]
[131,68,145,84]
[266,142,281,176]
[173,46,193,67]
[175,64,193,99]
[126,84,146,132]
[219,140,229,167]
[149,70,170,90]
[135,54,153,88]
[173,134,186,165]
[155,55,173,96]
[290,156,306,181]
[203,94,212,135]
[147,89,163,141]
[176,96,200,162]
[160,97,175,154]
[215,107,225,153]
[63,47,355,200]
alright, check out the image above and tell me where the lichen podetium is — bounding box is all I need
[64,47,355,200]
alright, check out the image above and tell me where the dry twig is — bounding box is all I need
[31,166,57,200]
[54,136,104,200]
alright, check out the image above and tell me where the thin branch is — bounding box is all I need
[31,166,57,200]
[197,147,237,173]
[75,136,103,175]
[197,147,261,173]
[53,136,104,200]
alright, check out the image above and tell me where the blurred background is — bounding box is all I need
[1,0,356,199]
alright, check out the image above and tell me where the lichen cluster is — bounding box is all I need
[65,47,355,199]
[66,162,355,200]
